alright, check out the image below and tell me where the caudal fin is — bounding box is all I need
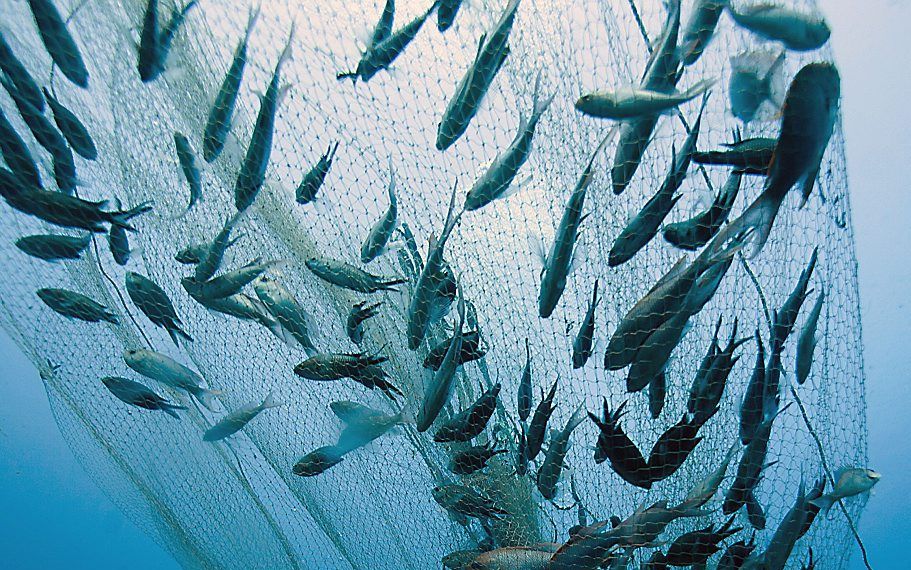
[110,201,153,232]
[191,387,222,411]
[809,494,837,514]
[162,402,187,420]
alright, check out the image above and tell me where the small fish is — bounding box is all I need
[108,200,131,266]
[678,0,729,66]
[433,381,500,442]
[538,129,615,318]
[515,423,530,476]
[772,247,818,350]
[123,348,219,410]
[664,170,742,251]
[576,79,713,120]
[572,280,600,369]
[306,255,405,294]
[0,110,43,188]
[717,537,756,570]
[337,1,436,83]
[203,6,260,163]
[432,483,508,520]
[204,393,282,441]
[729,3,830,51]
[126,272,192,345]
[0,32,45,111]
[762,480,813,570]
[795,289,824,385]
[234,26,294,212]
[420,293,469,431]
[664,516,741,567]
[138,0,199,82]
[194,214,243,282]
[648,371,666,420]
[604,498,707,551]
[296,142,339,205]
[517,338,533,421]
[293,351,386,382]
[27,0,89,87]
[449,442,508,475]
[469,547,552,569]
[810,468,881,513]
[174,132,201,212]
[182,259,281,300]
[609,98,706,266]
[725,406,785,516]
[346,301,381,344]
[693,135,776,175]
[740,329,766,445]
[190,292,284,342]
[422,330,485,371]
[436,0,520,150]
[37,288,118,324]
[537,405,586,500]
[745,490,767,530]
[646,414,702,484]
[730,51,786,124]
[360,163,398,263]
[292,445,346,477]
[624,311,690,393]
[437,0,464,32]
[253,275,317,353]
[681,441,740,509]
[102,376,185,419]
[688,318,748,427]
[15,233,91,262]
[346,361,404,401]
[407,183,461,349]
[526,377,558,460]
[464,72,553,211]
[42,87,97,160]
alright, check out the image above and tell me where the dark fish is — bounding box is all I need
[174,132,201,211]
[346,301,381,344]
[526,376,558,460]
[663,170,742,251]
[292,445,346,477]
[572,280,599,369]
[42,87,97,160]
[138,0,199,82]
[108,200,131,266]
[648,371,666,419]
[795,289,824,385]
[772,247,818,350]
[102,376,185,419]
[422,330,486,370]
[589,400,651,489]
[693,136,776,175]
[740,329,765,445]
[126,272,192,345]
[294,352,386,382]
[449,442,507,475]
[433,383,501,443]
[646,414,702,484]
[0,108,42,188]
[688,318,748,427]
[437,0,464,32]
[296,142,339,205]
[305,255,406,294]
[664,515,741,567]
[517,338,533,420]
[27,0,89,87]
[432,483,508,520]
[745,489,767,530]
[15,233,91,262]
[0,32,45,110]
[717,537,756,570]
[725,406,785,516]
[37,287,118,324]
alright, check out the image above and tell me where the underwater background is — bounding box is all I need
[0,0,906,568]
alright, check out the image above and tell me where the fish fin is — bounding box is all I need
[261,392,283,410]
[192,387,221,411]
[162,405,182,420]
[808,494,837,514]
[799,162,821,208]
[499,173,532,201]
[528,233,547,266]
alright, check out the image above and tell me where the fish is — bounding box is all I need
[407,183,461,349]
[330,400,384,425]
[609,97,706,266]
[449,442,508,475]
[42,87,97,160]
[571,280,600,369]
[15,233,92,262]
[589,400,651,489]
[810,468,881,513]
[610,0,682,195]
[194,214,243,282]
[576,79,713,120]
[688,318,748,427]
[443,549,481,570]
[305,255,406,294]
[469,546,552,569]
[740,329,766,444]
[517,338,533,421]
[138,0,199,82]
[762,480,813,570]
[464,72,553,211]
[724,406,785,516]
[203,393,282,441]
[234,26,294,212]
[0,107,42,189]
[704,63,840,258]
[253,274,317,353]
[108,206,131,266]
[296,142,340,205]
[625,311,690,393]
[422,330,486,370]
[681,441,741,509]
[646,414,702,483]
[294,351,386,382]
[37,288,118,324]
[102,376,185,419]
[337,1,436,83]
[360,163,398,263]
[432,483,508,520]
[678,0,729,66]
[126,272,192,346]
[174,132,201,212]
[717,537,756,570]
[347,361,404,400]
[292,445,346,477]
[0,170,152,232]
[437,0,464,32]
[772,247,818,351]
[202,6,260,163]
[515,423,530,476]
[745,490,767,530]
[538,128,615,318]
[664,515,741,567]
[346,301,381,344]
[182,259,282,300]
[693,135,776,175]
[188,291,285,342]
[536,406,586,500]
[336,406,408,453]
[730,51,786,124]
[526,376,558,460]
[663,170,742,251]
[729,3,830,51]
[795,289,824,385]
[27,0,89,87]
[436,0,520,150]
[367,0,395,50]
[648,371,666,419]
[123,348,220,410]
[0,32,45,110]
[433,381,500,442]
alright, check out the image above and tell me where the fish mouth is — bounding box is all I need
[868,470,882,480]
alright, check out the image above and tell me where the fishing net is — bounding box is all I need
[0,0,866,568]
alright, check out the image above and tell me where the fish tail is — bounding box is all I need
[278,23,295,68]
[530,71,555,124]
[191,387,221,411]
[110,201,154,231]
[168,324,194,345]
[336,70,358,82]
[244,3,262,43]
[683,78,716,102]
[162,405,183,420]
[809,494,837,514]
[103,311,121,325]
[380,277,408,291]
[261,392,283,410]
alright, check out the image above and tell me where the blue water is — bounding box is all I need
[1,1,909,568]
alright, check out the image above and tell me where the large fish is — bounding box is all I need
[729,3,830,51]
[123,348,219,410]
[27,0,88,87]
[126,272,192,345]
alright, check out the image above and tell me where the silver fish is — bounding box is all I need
[360,163,398,263]
[123,348,219,410]
[417,293,465,432]
[730,51,786,124]
[576,79,713,120]
[536,406,586,500]
[182,259,281,300]
[203,393,281,441]
[572,280,600,369]
[810,468,881,513]
[37,288,118,324]
[195,213,243,282]
[679,0,729,66]
[729,3,830,51]
[306,255,405,294]
[253,275,317,353]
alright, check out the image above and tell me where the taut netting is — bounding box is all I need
[0,0,866,568]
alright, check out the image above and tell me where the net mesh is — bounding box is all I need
[0,0,866,569]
